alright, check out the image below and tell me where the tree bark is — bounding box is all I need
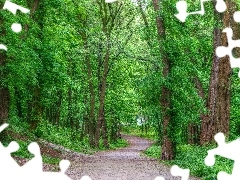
[0,2,9,141]
[200,0,235,145]
[188,123,200,144]
[0,2,9,126]
[23,0,43,130]
[152,0,174,160]
[200,28,222,144]
[94,1,122,148]
[80,33,96,146]
[29,87,43,130]
[0,84,9,126]
[95,46,110,148]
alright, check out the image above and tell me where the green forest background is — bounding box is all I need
[1,0,240,179]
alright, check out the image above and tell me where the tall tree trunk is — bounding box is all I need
[200,28,222,144]
[102,108,109,148]
[81,32,96,147]
[0,83,9,126]
[200,0,235,144]
[68,88,73,128]
[25,0,42,131]
[188,123,200,144]
[189,77,206,145]
[152,0,174,160]
[67,54,73,128]
[93,0,126,148]
[52,91,62,126]
[95,47,110,148]
[0,2,9,133]
[29,87,43,130]
[73,0,97,146]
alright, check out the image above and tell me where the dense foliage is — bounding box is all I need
[1,0,240,179]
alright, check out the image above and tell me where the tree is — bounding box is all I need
[0,1,10,129]
[151,0,174,160]
[200,0,238,144]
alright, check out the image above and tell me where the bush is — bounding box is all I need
[144,144,234,180]
[169,145,233,180]
[144,144,161,158]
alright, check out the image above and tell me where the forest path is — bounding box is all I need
[62,134,200,180]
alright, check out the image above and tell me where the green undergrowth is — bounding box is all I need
[2,134,61,166]
[2,118,128,165]
[109,138,129,149]
[144,144,161,158]
[144,144,234,180]
[42,156,61,166]
[122,125,158,140]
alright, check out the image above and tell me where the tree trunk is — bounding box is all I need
[102,108,109,148]
[200,28,222,144]
[188,123,200,144]
[54,91,62,126]
[0,2,10,139]
[68,88,73,127]
[152,0,174,160]
[29,87,43,130]
[200,0,235,144]
[81,31,96,147]
[73,0,97,146]
[25,0,42,131]
[95,47,110,148]
[0,85,9,125]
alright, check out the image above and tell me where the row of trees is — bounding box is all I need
[0,0,143,147]
[136,0,240,159]
[1,0,240,161]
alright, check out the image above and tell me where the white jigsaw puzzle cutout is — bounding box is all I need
[105,0,118,3]
[2,123,240,180]
[216,27,240,77]
[0,0,30,51]
[233,11,240,23]
[156,132,240,180]
[0,1,93,179]
[1,0,240,180]
[155,165,190,180]
[80,175,92,180]
[205,132,240,180]
[175,0,227,22]
[0,123,74,180]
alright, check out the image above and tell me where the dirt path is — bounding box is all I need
[59,134,200,180]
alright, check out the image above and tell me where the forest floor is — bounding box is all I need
[14,134,200,180]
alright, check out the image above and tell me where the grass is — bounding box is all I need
[143,143,234,180]
[34,120,129,154]
[109,138,129,149]
[2,135,61,166]
[2,118,129,165]
[42,155,61,166]
[122,125,158,140]
[4,118,234,179]
[144,144,161,158]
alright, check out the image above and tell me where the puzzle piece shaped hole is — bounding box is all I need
[175,0,226,22]
[216,45,240,66]
[205,155,234,178]
[234,11,240,23]
[10,141,34,166]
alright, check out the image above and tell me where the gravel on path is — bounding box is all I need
[54,134,201,180]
